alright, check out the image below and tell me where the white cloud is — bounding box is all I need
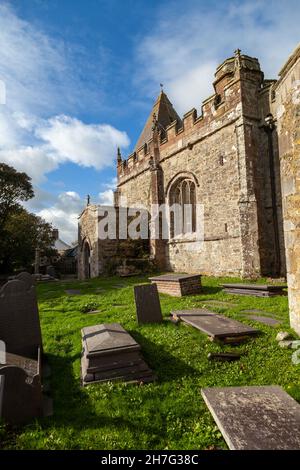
[36,191,84,244]
[36,115,129,171]
[0,4,130,181]
[98,177,117,205]
[0,113,129,184]
[0,3,103,115]
[0,3,129,240]
[136,0,300,115]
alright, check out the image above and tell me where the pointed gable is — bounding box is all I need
[134,91,181,151]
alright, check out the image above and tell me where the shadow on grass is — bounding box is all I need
[130,331,198,382]
[39,352,170,441]
[200,285,223,295]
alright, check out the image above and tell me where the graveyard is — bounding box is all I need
[1,274,299,450]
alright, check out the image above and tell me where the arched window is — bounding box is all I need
[168,178,197,238]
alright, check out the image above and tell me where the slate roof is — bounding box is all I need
[134,91,182,151]
[54,238,71,251]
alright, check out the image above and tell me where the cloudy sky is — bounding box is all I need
[0,0,299,243]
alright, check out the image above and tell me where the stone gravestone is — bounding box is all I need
[134,284,163,325]
[46,265,56,278]
[172,309,258,339]
[15,271,36,289]
[0,280,43,359]
[0,365,43,425]
[81,323,155,385]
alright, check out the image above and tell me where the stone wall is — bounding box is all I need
[78,205,151,279]
[272,45,300,334]
[117,51,286,278]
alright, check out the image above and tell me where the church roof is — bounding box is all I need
[54,238,71,251]
[134,91,182,151]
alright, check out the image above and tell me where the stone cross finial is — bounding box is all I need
[117,147,122,163]
[235,48,241,56]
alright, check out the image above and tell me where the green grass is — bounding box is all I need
[1,274,300,450]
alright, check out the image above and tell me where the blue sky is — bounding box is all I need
[0,0,299,242]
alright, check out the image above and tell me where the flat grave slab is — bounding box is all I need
[201,386,300,450]
[65,289,82,295]
[150,273,202,297]
[201,300,239,308]
[221,283,287,297]
[240,309,279,317]
[134,284,163,325]
[240,314,281,326]
[82,323,140,357]
[171,309,258,339]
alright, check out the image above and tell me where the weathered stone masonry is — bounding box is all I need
[116,50,286,278]
[78,45,300,336]
[271,45,300,335]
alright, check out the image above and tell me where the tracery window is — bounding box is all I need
[168,178,197,238]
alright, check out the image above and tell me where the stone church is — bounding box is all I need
[78,46,300,334]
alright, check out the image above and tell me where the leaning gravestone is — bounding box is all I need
[0,365,43,425]
[134,284,163,325]
[201,386,300,450]
[0,280,43,359]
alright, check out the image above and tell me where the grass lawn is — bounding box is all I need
[1,274,300,450]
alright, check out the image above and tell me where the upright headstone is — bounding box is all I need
[0,365,43,425]
[16,271,36,290]
[0,280,43,358]
[134,284,163,325]
[46,265,56,278]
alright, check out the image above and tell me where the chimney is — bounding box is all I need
[52,229,59,240]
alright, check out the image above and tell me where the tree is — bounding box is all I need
[0,207,56,273]
[0,163,34,225]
